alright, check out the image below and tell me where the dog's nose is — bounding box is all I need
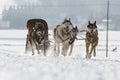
[66,26,69,29]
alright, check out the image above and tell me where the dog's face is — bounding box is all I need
[70,26,79,38]
[69,26,79,44]
[33,27,44,44]
[62,18,73,31]
[87,21,97,33]
[36,29,42,37]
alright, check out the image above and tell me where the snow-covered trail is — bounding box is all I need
[0,30,120,80]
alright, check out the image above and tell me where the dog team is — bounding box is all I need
[25,18,98,59]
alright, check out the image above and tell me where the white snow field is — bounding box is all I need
[0,30,120,80]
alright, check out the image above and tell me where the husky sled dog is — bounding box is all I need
[25,26,45,55]
[85,21,98,59]
[25,19,49,55]
[53,18,79,56]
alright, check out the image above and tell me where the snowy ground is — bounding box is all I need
[0,30,120,80]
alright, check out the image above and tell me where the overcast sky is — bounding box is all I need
[0,0,120,19]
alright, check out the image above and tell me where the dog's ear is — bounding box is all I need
[94,21,96,25]
[64,17,67,21]
[88,21,91,25]
[75,25,77,29]
[75,26,79,32]
[62,17,67,24]
[94,21,97,28]
[69,18,71,22]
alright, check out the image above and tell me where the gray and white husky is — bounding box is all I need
[53,18,79,56]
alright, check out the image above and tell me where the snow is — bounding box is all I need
[0,30,120,80]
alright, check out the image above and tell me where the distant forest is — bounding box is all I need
[1,0,120,30]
